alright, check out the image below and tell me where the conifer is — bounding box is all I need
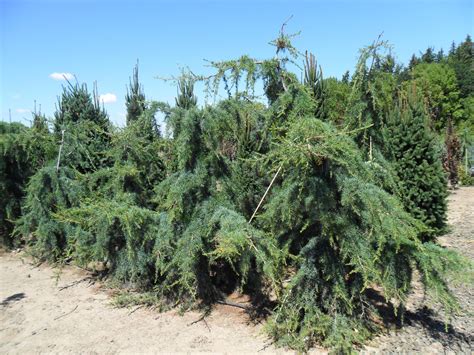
[383,95,447,239]
[126,61,146,125]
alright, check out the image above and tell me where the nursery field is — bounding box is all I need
[1,187,472,354]
[1,29,473,353]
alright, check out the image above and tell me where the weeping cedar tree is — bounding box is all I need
[383,95,448,240]
[15,82,112,258]
[0,120,55,245]
[126,61,146,125]
[8,34,472,353]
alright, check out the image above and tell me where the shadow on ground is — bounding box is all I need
[1,292,26,307]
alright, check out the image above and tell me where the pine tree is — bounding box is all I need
[384,96,447,240]
[125,61,146,125]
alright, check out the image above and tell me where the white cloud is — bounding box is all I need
[16,108,30,113]
[99,93,117,104]
[49,72,74,81]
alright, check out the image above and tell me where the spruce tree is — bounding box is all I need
[175,77,197,109]
[125,61,146,125]
[303,51,325,118]
[443,119,462,188]
[384,96,447,240]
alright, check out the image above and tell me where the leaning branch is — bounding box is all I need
[249,165,282,224]
[56,129,66,172]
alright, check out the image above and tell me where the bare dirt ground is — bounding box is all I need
[1,187,473,354]
[364,187,474,354]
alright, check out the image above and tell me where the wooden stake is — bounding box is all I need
[369,136,373,162]
[56,129,66,172]
[248,165,282,224]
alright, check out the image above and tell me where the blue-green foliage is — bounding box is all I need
[2,35,471,353]
[0,120,55,245]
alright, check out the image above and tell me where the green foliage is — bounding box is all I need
[126,62,146,125]
[54,82,110,135]
[383,97,447,240]
[4,32,472,354]
[15,166,82,259]
[443,120,462,188]
[53,82,112,173]
[0,121,55,245]
[448,35,474,98]
[322,77,350,125]
[410,63,463,131]
[458,165,473,186]
[55,197,162,285]
[260,97,463,352]
[303,51,325,117]
[175,77,197,109]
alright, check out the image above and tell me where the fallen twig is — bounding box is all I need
[258,341,274,352]
[54,305,78,320]
[188,313,211,332]
[217,300,250,310]
[128,305,145,315]
[58,277,92,291]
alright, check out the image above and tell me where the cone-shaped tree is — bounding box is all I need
[443,118,462,188]
[383,94,447,240]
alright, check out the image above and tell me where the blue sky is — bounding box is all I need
[1,0,472,126]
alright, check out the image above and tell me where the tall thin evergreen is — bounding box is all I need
[384,95,448,240]
[175,77,197,109]
[126,61,146,125]
[444,118,462,188]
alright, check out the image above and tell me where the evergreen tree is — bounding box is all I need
[125,61,146,125]
[408,54,419,69]
[54,82,109,135]
[4,31,472,354]
[175,77,197,109]
[384,95,447,240]
[341,70,350,84]
[448,34,474,98]
[1,120,55,245]
[303,51,325,117]
[421,47,435,63]
[436,48,445,62]
[16,81,112,255]
[449,41,457,56]
[443,119,462,188]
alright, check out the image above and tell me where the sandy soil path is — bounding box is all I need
[1,187,472,354]
[364,187,474,353]
[0,255,294,354]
